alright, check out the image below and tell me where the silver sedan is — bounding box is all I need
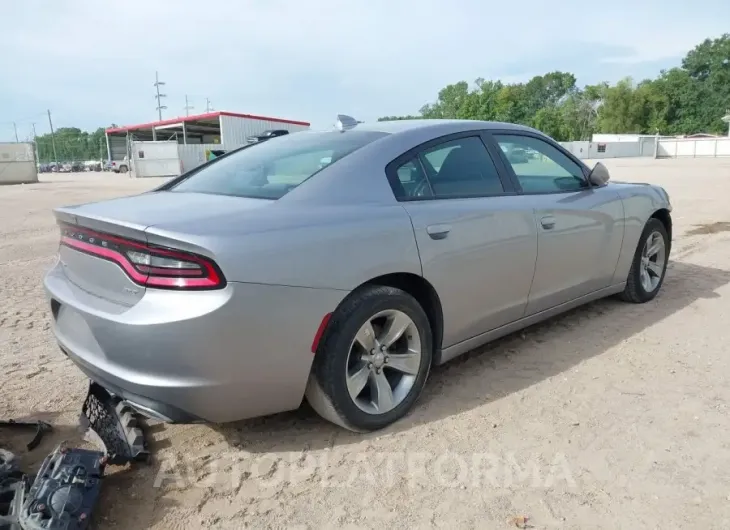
[44,118,672,432]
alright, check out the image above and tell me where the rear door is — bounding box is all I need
[487,132,624,315]
[387,132,538,349]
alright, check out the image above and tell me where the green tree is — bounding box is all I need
[377,34,730,140]
[35,126,109,163]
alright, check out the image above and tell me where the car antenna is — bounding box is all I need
[335,114,359,132]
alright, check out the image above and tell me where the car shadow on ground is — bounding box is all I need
[213,260,729,453]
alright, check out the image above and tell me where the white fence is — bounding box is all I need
[657,137,730,158]
[560,138,656,160]
[0,142,38,184]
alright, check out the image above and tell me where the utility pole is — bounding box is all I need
[47,110,59,167]
[12,122,18,142]
[31,123,40,164]
[154,71,167,120]
[205,98,213,112]
[184,95,194,116]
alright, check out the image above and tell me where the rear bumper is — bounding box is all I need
[62,346,200,423]
[44,261,347,423]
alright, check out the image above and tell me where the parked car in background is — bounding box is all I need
[500,143,529,164]
[45,118,672,433]
[111,157,129,173]
[245,129,290,144]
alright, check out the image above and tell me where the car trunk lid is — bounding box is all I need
[53,191,268,305]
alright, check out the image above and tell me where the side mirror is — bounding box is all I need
[588,162,610,187]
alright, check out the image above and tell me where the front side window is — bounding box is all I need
[419,136,504,199]
[494,134,587,193]
[169,130,387,199]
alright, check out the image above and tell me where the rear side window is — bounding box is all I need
[392,159,433,199]
[421,137,504,198]
[169,130,387,200]
[391,136,505,200]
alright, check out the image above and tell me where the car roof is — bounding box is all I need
[282,119,548,206]
[353,119,540,136]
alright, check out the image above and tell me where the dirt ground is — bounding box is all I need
[2,159,730,529]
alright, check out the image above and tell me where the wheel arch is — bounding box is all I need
[360,272,444,362]
[650,208,672,253]
[314,272,444,365]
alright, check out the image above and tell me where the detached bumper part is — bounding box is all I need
[18,445,104,530]
[80,382,149,466]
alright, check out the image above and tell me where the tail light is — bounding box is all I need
[59,223,225,290]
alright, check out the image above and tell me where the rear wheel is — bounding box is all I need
[306,285,432,432]
[620,218,669,303]
[118,165,128,174]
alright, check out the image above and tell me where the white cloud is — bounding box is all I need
[1,0,728,135]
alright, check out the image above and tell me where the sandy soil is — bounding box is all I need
[2,159,730,529]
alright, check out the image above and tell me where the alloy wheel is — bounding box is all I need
[345,309,422,414]
[640,230,666,293]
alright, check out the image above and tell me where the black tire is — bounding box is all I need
[620,218,669,303]
[119,165,128,174]
[306,285,433,432]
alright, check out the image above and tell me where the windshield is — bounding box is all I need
[169,130,387,199]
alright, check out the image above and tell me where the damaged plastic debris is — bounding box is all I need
[0,449,24,530]
[18,444,104,530]
[0,475,26,530]
[79,382,149,466]
[0,421,52,452]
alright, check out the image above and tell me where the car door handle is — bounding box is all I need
[540,216,556,230]
[426,224,451,240]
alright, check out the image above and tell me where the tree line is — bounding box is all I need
[379,35,730,141]
[35,127,110,164]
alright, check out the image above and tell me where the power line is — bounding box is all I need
[154,71,167,121]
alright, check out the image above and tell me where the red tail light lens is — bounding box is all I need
[59,223,225,290]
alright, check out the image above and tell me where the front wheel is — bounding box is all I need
[306,285,433,432]
[620,218,669,303]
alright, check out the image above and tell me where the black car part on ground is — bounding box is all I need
[18,445,104,530]
[1,383,149,529]
[0,421,52,452]
[79,382,149,466]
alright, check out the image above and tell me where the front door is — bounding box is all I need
[390,133,538,348]
[490,133,624,315]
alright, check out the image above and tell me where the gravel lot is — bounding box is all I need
[2,159,730,529]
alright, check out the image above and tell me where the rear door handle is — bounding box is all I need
[426,224,451,240]
[540,216,556,230]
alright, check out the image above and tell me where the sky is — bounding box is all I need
[1,0,729,141]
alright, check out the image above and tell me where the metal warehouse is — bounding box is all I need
[105,111,310,177]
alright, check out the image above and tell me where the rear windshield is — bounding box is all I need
[168,130,387,199]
